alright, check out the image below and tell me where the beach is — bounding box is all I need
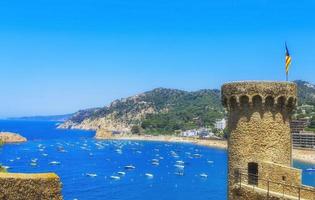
[293,148,315,164]
[110,134,315,164]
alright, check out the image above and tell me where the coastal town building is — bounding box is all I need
[222,81,315,200]
[214,118,226,130]
[180,128,215,138]
[293,132,315,149]
[290,119,309,133]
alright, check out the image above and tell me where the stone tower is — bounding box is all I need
[221,81,299,199]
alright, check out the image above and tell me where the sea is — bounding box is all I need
[0,120,314,200]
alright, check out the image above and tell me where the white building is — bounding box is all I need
[180,130,198,137]
[180,128,214,138]
[215,119,226,130]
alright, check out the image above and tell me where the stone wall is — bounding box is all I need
[259,162,301,191]
[221,81,298,200]
[231,186,314,200]
[0,172,62,200]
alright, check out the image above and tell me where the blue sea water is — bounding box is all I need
[0,120,314,200]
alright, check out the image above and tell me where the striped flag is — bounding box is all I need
[285,43,292,76]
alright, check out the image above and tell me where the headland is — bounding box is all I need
[0,132,27,143]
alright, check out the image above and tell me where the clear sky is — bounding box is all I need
[0,0,315,117]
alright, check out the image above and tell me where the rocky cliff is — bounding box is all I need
[0,132,27,143]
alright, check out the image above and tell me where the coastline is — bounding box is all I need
[293,148,315,164]
[108,134,315,164]
[111,135,227,149]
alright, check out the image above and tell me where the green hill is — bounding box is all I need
[59,88,224,134]
[60,80,315,134]
[294,80,315,105]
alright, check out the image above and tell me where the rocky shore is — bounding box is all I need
[99,134,315,164]
[0,132,27,144]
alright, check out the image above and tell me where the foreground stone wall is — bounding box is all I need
[0,172,62,200]
[231,186,314,200]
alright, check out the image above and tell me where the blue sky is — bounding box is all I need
[0,0,315,117]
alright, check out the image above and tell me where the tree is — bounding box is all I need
[0,165,7,173]
[131,125,142,135]
[309,118,315,129]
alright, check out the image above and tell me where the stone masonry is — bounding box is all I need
[0,172,62,200]
[221,81,315,200]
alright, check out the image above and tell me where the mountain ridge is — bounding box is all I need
[59,80,315,134]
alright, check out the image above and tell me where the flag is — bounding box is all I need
[285,43,292,74]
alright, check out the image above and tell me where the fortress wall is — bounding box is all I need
[228,110,292,171]
[259,162,301,190]
[222,81,298,200]
[300,185,315,200]
[231,186,310,200]
[0,172,62,200]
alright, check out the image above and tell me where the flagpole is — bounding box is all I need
[286,72,288,81]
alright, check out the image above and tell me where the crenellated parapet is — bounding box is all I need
[221,81,297,112]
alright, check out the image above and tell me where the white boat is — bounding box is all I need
[117,172,126,176]
[200,173,208,178]
[152,161,159,166]
[30,162,37,166]
[86,173,97,177]
[193,154,202,158]
[174,172,184,176]
[49,161,61,165]
[207,160,214,164]
[2,166,10,170]
[145,173,154,178]
[124,165,136,170]
[174,164,185,169]
[305,168,315,172]
[152,159,159,162]
[110,176,121,180]
[115,149,123,154]
[176,161,185,165]
[57,146,66,152]
[170,152,178,158]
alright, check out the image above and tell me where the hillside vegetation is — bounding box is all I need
[294,80,315,106]
[60,80,315,134]
[59,88,224,134]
